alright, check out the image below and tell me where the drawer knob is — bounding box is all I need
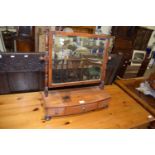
[82,106,86,111]
[82,106,86,110]
[148,115,154,120]
[79,100,85,104]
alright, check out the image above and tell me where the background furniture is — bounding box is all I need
[134,27,153,50]
[115,77,155,117]
[57,26,96,34]
[137,54,151,77]
[105,53,123,84]
[15,26,35,52]
[111,26,137,77]
[111,26,153,78]
[0,84,154,129]
[0,31,6,52]
[123,65,141,78]
[0,53,45,94]
[2,29,16,52]
[0,26,35,52]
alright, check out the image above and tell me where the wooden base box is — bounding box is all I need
[42,86,111,117]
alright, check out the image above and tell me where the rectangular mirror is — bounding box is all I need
[48,31,112,88]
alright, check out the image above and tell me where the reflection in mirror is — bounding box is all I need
[52,34,108,84]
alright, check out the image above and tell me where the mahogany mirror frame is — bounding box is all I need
[47,31,113,89]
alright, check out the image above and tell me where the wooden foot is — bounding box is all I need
[99,81,104,89]
[44,115,52,121]
[44,87,48,97]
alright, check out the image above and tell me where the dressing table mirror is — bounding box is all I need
[42,31,114,118]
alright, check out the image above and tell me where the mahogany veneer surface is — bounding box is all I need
[43,87,110,116]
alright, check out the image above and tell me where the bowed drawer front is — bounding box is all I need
[42,86,111,117]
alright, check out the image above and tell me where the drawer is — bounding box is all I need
[84,102,98,112]
[46,100,109,116]
[98,100,109,109]
[46,107,65,116]
[64,102,100,115]
[65,105,83,115]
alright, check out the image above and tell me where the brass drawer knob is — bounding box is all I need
[148,115,154,121]
[79,100,85,104]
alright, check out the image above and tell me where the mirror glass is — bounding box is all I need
[52,34,108,84]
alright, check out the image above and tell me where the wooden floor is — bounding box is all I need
[0,84,154,129]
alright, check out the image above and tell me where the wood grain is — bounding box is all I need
[42,86,110,116]
[0,84,153,128]
[115,78,155,116]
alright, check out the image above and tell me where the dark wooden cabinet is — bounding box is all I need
[16,26,35,52]
[111,26,153,78]
[134,27,153,77]
[16,38,34,52]
[2,31,16,52]
[134,27,153,50]
[111,26,136,77]
[17,26,34,37]
[2,27,35,52]
[112,26,137,40]
[0,53,45,94]
[137,52,151,77]
[112,37,133,51]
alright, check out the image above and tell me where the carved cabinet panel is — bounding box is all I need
[134,27,153,50]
